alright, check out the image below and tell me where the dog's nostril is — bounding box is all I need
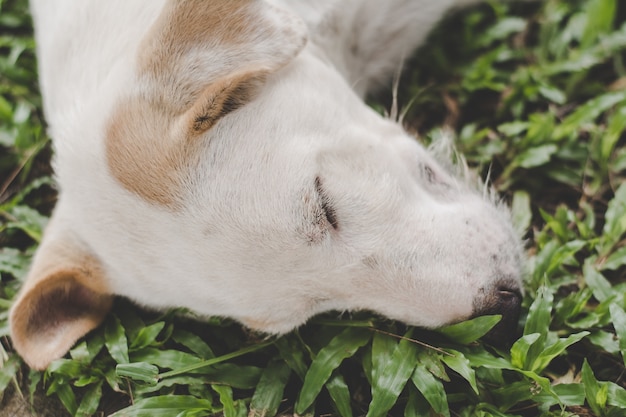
[497,288,522,305]
[474,285,523,348]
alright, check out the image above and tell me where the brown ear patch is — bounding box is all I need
[10,233,113,370]
[105,0,306,207]
[106,71,266,207]
[10,272,113,370]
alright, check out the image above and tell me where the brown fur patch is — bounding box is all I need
[105,97,195,208]
[10,236,113,370]
[105,0,303,207]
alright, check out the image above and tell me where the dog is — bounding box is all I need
[10,0,524,370]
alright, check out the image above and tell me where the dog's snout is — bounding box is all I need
[474,285,522,348]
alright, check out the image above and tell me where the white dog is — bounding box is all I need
[11,0,524,370]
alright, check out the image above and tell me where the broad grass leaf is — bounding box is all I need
[75,381,103,417]
[522,286,553,369]
[441,349,478,394]
[411,363,450,417]
[491,381,533,410]
[116,362,159,384]
[325,371,352,417]
[110,395,214,417]
[478,17,527,46]
[158,340,272,379]
[538,83,566,104]
[204,364,263,389]
[530,240,586,288]
[172,329,215,359]
[601,246,626,271]
[0,176,54,212]
[581,0,616,48]
[529,331,589,373]
[497,121,528,137]
[582,359,608,415]
[47,358,86,377]
[601,103,626,163]
[553,91,626,140]
[463,350,513,370]
[524,287,554,335]
[607,381,626,407]
[532,383,586,408]
[133,350,261,390]
[588,331,620,354]
[370,330,395,383]
[514,144,557,169]
[511,190,532,234]
[275,335,308,380]
[295,327,370,414]
[404,385,431,417]
[516,369,560,404]
[367,330,420,417]
[0,95,12,122]
[609,304,626,366]
[105,315,130,364]
[130,321,165,350]
[213,384,245,417]
[471,403,518,417]
[0,247,31,280]
[70,331,105,364]
[4,205,47,242]
[583,258,613,302]
[600,182,626,255]
[0,354,20,393]
[554,287,592,326]
[46,378,78,416]
[510,333,541,370]
[436,315,501,344]
[133,364,261,396]
[249,358,291,417]
[417,348,448,381]
[131,347,202,370]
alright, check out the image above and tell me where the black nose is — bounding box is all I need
[474,286,522,348]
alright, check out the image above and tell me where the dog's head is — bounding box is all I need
[11,0,524,370]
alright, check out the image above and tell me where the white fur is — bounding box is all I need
[13,0,524,368]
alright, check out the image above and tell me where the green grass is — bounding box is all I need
[1,0,626,416]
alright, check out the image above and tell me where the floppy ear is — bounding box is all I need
[10,220,113,370]
[140,0,307,134]
[106,0,307,206]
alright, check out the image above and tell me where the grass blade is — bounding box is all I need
[110,395,214,417]
[116,362,159,384]
[105,315,130,364]
[411,362,450,417]
[326,371,353,417]
[436,315,502,344]
[441,349,478,394]
[367,329,420,417]
[610,303,626,367]
[295,327,371,414]
[249,357,291,417]
[75,381,103,417]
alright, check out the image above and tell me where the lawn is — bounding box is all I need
[1,0,626,416]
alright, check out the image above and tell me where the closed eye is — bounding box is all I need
[315,176,338,230]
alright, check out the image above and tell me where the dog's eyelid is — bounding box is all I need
[315,176,339,230]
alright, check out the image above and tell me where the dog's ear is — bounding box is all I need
[10,219,113,370]
[140,0,307,135]
[106,0,307,207]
